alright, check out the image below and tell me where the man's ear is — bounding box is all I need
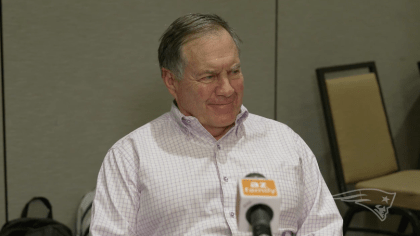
[161,68,179,99]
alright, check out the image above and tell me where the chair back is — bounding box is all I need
[325,73,398,184]
[317,62,399,192]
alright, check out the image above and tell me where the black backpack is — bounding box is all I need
[0,197,72,236]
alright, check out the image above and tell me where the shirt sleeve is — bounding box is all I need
[91,147,140,236]
[294,134,343,235]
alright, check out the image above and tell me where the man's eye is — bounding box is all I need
[233,70,240,74]
[200,76,214,82]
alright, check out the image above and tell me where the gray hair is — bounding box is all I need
[158,13,242,80]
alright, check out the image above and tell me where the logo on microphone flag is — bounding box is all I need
[241,179,277,197]
[333,189,396,221]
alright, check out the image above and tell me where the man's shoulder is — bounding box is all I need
[245,113,295,134]
[110,112,174,150]
[243,112,305,148]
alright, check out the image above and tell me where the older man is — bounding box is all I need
[91,13,343,235]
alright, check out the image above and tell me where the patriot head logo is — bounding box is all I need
[333,189,396,221]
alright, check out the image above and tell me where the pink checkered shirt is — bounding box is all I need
[91,103,343,236]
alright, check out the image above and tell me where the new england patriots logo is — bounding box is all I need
[333,189,396,221]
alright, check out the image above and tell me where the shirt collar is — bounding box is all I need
[169,100,249,135]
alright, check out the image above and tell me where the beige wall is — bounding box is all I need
[1,0,419,234]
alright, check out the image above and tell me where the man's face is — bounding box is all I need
[171,29,244,131]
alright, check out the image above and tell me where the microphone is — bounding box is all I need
[236,173,280,236]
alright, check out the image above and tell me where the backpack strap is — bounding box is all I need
[21,197,53,219]
[75,190,95,236]
[81,203,92,223]
[83,226,90,236]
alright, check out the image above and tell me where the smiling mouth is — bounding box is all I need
[209,101,234,106]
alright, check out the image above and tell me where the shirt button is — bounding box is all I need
[223,176,228,182]
[217,144,221,150]
[230,212,235,217]
[182,118,190,125]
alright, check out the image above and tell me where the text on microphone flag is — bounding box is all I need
[241,179,278,197]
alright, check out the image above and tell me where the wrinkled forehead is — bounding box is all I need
[180,29,238,64]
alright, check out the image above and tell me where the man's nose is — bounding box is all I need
[215,73,234,97]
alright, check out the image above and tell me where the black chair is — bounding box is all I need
[316,61,420,235]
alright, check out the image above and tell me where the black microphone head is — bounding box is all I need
[246,204,273,236]
[245,173,266,178]
[252,225,272,236]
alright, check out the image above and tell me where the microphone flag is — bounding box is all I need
[333,189,396,221]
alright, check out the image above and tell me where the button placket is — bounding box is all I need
[215,141,236,230]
